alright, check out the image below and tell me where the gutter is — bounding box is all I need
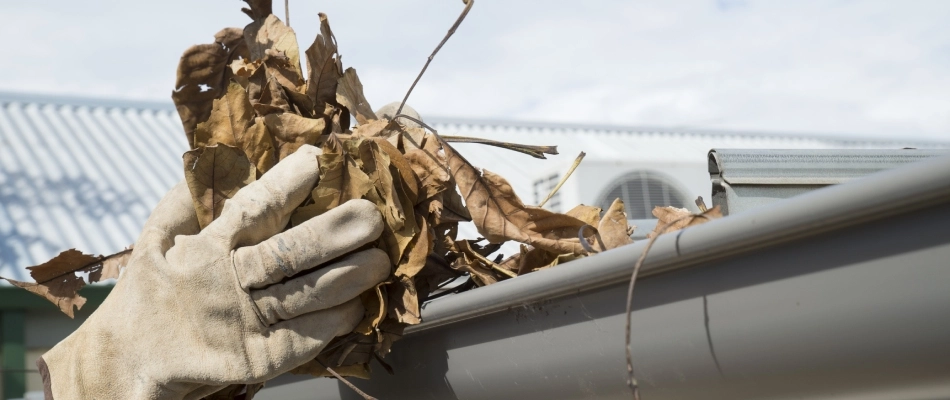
[408,153,950,335]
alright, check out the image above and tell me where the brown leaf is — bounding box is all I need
[598,199,635,250]
[262,112,325,160]
[455,240,516,280]
[194,81,277,175]
[336,68,376,125]
[395,213,433,278]
[2,248,133,317]
[405,149,450,201]
[359,140,405,230]
[351,119,392,139]
[567,204,603,226]
[183,144,257,229]
[172,28,249,148]
[450,252,498,287]
[240,0,273,21]
[305,13,343,109]
[369,138,420,203]
[648,205,723,239]
[388,276,422,324]
[292,136,372,224]
[354,284,387,335]
[443,141,587,255]
[253,73,292,116]
[243,14,302,86]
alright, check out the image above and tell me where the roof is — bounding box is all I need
[1,91,947,280]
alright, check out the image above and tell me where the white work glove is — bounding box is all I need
[39,145,388,399]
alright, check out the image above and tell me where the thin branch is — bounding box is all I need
[624,214,714,399]
[319,362,377,400]
[396,0,474,116]
[393,114,442,139]
[284,0,289,26]
[443,135,558,159]
[695,196,708,212]
[539,151,585,207]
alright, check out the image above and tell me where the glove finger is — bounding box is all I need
[233,199,384,289]
[137,180,200,253]
[252,298,364,379]
[251,248,389,325]
[202,144,321,248]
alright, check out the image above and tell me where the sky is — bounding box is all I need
[1,0,948,140]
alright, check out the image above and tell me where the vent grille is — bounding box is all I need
[597,171,688,219]
[533,173,561,213]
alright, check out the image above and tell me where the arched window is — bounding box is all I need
[596,171,690,219]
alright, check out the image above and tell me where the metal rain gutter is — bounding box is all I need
[408,154,950,335]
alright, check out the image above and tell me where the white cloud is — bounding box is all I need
[1,0,948,140]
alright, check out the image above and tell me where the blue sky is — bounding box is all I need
[1,0,948,140]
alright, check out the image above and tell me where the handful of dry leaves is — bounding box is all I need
[3,0,659,389]
[173,0,646,380]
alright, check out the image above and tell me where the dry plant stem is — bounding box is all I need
[321,363,377,400]
[394,116,557,160]
[395,0,474,116]
[442,135,558,159]
[394,115,447,144]
[624,215,711,399]
[284,0,289,26]
[695,196,708,212]
[539,151,586,207]
[467,247,518,279]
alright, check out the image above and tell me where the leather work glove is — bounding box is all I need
[39,145,389,399]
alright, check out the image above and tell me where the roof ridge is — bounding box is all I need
[0,91,176,112]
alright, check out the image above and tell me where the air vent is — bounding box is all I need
[596,171,689,219]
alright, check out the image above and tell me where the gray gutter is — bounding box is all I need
[407,153,950,334]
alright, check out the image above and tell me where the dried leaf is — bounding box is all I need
[305,13,343,109]
[455,240,516,279]
[388,276,422,324]
[253,73,292,116]
[566,204,603,226]
[263,112,325,160]
[444,141,587,255]
[292,137,372,224]
[359,140,405,230]
[648,205,723,239]
[1,248,133,317]
[183,144,257,229]
[243,13,302,85]
[405,148,450,201]
[598,199,635,250]
[172,28,249,147]
[354,284,387,335]
[450,252,498,287]
[369,138,420,203]
[336,68,376,125]
[395,213,432,278]
[194,81,277,174]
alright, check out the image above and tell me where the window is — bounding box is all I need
[596,171,690,219]
[533,173,561,213]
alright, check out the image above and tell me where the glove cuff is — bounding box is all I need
[36,357,53,400]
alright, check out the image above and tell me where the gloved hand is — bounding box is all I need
[39,145,388,399]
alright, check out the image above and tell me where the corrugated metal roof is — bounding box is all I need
[2,91,947,280]
[0,92,188,280]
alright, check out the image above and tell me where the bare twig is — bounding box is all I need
[396,0,474,116]
[624,213,714,399]
[695,196,708,212]
[443,135,558,159]
[284,0,289,26]
[321,363,377,400]
[539,151,586,207]
[393,115,557,159]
